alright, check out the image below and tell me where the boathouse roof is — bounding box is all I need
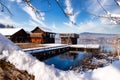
[0,28,22,36]
[31,26,55,33]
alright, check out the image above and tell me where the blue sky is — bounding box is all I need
[0,0,120,34]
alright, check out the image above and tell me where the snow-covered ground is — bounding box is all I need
[0,34,120,80]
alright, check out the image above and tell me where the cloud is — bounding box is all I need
[78,20,120,34]
[21,4,47,27]
[78,21,100,33]
[16,0,22,3]
[0,14,32,31]
[52,23,57,29]
[9,0,22,3]
[64,11,79,27]
[0,11,37,32]
[28,20,39,27]
[9,0,47,27]
[0,15,20,26]
[8,0,15,2]
[64,0,79,26]
[86,0,109,14]
[65,0,73,15]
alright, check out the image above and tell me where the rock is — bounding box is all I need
[0,59,34,80]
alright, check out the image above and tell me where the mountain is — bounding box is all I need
[78,32,119,44]
[79,32,118,39]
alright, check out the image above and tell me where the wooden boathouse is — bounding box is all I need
[60,33,79,44]
[30,27,56,44]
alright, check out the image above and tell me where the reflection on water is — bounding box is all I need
[43,43,115,71]
[44,52,89,71]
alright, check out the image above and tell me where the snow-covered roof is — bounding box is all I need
[0,28,22,36]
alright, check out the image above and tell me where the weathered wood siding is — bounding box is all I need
[10,29,30,43]
[61,37,77,45]
[30,27,55,44]
[60,33,79,44]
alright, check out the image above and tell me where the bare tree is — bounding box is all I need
[0,0,77,25]
[23,0,120,25]
[0,0,12,15]
[114,0,120,6]
[87,0,120,25]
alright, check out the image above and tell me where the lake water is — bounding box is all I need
[44,51,89,71]
[43,44,115,71]
[44,37,116,71]
[43,38,115,71]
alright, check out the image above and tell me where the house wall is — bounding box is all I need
[61,37,77,45]
[30,27,55,44]
[44,38,55,43]
[31,38,43,43]
[10,29,30,43]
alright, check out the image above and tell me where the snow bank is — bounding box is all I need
[0,34,120,80]
[91,61,120,80]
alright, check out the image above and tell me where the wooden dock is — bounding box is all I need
[69,44,100,53]
[23,44,69,60]
[23,44,100,60]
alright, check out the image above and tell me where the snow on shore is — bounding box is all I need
[0,34,120,80]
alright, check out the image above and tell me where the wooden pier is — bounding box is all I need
[70,44,100,53]
[23,44,100,60]
[23,44,69,60]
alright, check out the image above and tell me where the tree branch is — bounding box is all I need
[0,0,13,15]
